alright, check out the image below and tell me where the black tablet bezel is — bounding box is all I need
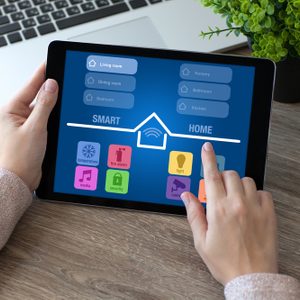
[36,40,275,215]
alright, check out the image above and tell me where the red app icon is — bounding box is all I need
[107,145,132,170]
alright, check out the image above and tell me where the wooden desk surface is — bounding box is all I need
[0,48,299,300]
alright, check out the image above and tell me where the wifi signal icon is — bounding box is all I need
[143,127,163,138]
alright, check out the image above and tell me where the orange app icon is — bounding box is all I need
[198,179,207,203]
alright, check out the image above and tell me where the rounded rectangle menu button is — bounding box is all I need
[87,55,138,75]
[177,98,229,118]
[85,72,136,92]
[83,89,134,109]
[178,81,231,101]
[180,64,232,83]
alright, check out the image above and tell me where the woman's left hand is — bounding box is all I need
[0,64,58,192]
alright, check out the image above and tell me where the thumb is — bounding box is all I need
[181,192,207,249]
[25,79,58,130]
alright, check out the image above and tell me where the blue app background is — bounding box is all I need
[54,50,255,207]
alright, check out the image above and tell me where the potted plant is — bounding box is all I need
[199,0,300,103]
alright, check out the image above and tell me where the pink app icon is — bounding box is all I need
[107,145,132,169]
[74,166,98,191]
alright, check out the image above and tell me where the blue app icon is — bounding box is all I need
[201,155,225,178]
[76,141,100,166]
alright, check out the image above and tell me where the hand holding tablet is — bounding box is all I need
[37,41,275,214]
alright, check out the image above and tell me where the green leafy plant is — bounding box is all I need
[199,0,300,62]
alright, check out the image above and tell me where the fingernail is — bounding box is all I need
[203,142,213,152]
[181,192,190,208]
[44,79,57,93]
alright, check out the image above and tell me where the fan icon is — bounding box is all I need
[82,144,96,159]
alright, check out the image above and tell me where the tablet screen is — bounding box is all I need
[53,50,255,207]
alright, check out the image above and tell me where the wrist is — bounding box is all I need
[0,167,32,194]
[0,162,36,192]
[223,266,278,286]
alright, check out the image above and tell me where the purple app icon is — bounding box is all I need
[166,176,191,200]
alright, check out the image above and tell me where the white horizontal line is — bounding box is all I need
[170,133,240,143]
[67,123,135,133]
[66,122,241,144]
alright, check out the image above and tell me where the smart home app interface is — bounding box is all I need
[54,50,255,207]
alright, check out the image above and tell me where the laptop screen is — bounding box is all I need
[53,50,255,207]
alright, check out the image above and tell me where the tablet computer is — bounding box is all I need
[37,41,275,215]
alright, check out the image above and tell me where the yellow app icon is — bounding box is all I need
[168,151,193,176]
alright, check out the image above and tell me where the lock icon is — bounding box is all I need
[106,170,129,194]
[113,173,123,186]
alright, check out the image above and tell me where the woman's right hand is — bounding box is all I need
[181,142,278,285]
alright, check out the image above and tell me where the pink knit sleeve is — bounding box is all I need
[0,168,32,249]
[225,273,300,300]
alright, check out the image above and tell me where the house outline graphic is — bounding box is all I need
[86,76,95,85]
[88,59,97,68]
[67,112,241,151]
[182,68,191,76]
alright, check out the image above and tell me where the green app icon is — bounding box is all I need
[105,169,129,194]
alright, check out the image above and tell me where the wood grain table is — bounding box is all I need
[0,48,299,300]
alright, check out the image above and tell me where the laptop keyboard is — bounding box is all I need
[0,0,168,47]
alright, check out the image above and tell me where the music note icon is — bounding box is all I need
[74,166,98,191]
[79,170,92,182]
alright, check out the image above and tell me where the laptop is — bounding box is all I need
[0,0,247,102]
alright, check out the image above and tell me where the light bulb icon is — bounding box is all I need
[177,154,186,169]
